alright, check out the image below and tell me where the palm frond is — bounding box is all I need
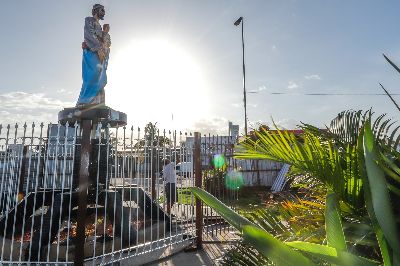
[235,126,365,211]
[383,53,400,75]
[221,241,271,265]
[303,110,400,149]
[380,83,400,112]
[328,109,366,146]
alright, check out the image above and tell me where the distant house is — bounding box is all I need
[249,125,305,137]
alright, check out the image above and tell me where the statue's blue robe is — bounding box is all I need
[77,49,107,104]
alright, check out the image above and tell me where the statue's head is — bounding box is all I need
[92,4,105,20]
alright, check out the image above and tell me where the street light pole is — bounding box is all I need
[234,17,248,136]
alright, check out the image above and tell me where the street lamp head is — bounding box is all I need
[234,17,243,26]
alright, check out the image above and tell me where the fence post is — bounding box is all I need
[18,145,28,197]
[74,119,92,266]
[194,132,203,249]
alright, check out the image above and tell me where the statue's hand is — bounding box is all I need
[97,50,105,63]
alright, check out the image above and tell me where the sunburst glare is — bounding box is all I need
[107,38,210,129]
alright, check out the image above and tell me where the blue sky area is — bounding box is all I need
[0,1,399,134]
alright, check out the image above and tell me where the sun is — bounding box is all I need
[107,38,210,129]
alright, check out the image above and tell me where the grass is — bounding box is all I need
[158,187,194,205]
[233,186,271,212]
[157,184,273,213]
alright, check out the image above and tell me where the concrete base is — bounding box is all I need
[89,235,195,266]
[44,220,168,262]
[120,238,194,266]
[0,220,175,264]
[0,236,29,261]
[0,233,196,265]
[58,105,127,127]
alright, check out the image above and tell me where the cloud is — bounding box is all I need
[287,81,299,90]
[56,88,74,95]
[188,117,229,135]
[248,119,270,130]
[248,118,299,130]
[274,118,299,129]
[257,85,267,92]
[253,85,267,92]
[0,91,74,124]
[304,74,321,80]
[0,91,73,110]
[232,102,257,108]
[248,86,268,94]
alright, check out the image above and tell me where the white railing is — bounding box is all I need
[0,122,282,264]
[0,123,200,264]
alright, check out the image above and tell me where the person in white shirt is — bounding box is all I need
[162,159,177,215]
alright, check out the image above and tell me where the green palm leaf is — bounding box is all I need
[325,189,346,251]
[242,225,314,266]
[363,121,400,261]
[285,241,379,265]
[190,187,314,265]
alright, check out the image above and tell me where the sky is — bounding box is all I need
[1,0,400,135]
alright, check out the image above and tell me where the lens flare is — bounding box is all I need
[225,170,244,190]
[213,154,226,169]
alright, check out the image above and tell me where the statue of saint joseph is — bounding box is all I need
[76,4,111,107]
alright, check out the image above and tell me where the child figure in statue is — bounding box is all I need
[102,24,111,69]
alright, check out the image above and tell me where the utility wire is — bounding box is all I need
[248,92,400,96]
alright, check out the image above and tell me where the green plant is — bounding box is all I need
[190,114,400,265]
[191,187,379,265]
[190,54,400,265]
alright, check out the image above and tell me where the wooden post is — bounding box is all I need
[74,119,92,266]
[194,132,203,249]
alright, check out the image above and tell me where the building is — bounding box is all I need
[228,121,239,139]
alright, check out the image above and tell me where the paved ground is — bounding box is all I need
[148,228,238,266]
[147,243,230,266]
